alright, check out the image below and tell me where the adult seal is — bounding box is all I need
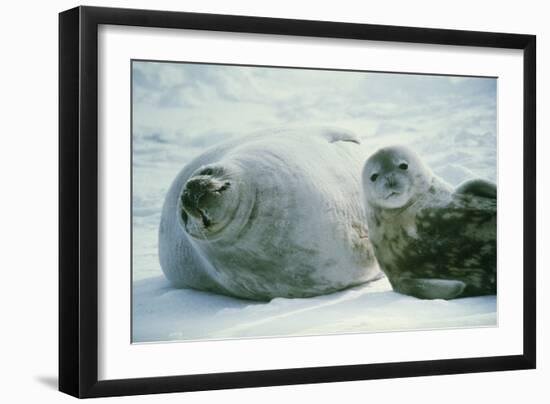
[362,145,496,300]
[159,127,381,301]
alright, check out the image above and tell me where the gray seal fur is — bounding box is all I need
[159,127,381,301]
[362,145,496,299]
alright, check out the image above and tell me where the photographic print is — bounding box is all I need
[131,60,497,343]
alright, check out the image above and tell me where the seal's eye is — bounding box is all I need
[370,173,379,182]
[399,163,408,170]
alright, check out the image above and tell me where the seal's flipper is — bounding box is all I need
[267,126,361,144]
[455,179,497,199]
[395,278,466,300]
[322,128,361,144]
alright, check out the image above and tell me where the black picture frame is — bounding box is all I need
[59,5,536,398]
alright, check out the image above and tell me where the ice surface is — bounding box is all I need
[131,62,497,342]
[133,276,496,342]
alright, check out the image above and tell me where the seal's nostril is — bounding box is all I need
[184,178,209,197]
[181,178,206,213]
[386,173,396,187]
[216,182,231,193]
[185,179,198,193]
[199,167,214,176]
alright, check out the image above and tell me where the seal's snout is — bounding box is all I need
[384,173,404,192]
[180,168,231,228]
[385,173,396,188]
[182,177,230,210]
[184,177,213,200]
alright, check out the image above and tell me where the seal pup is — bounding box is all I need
[159,127,381,301]
[362,145,496,299]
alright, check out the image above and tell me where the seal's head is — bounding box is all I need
[178,164,248,240]
[363,146,432,210]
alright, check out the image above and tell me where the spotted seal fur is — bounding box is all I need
[362,145,496,299]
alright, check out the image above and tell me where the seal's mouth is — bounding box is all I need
[181,206,213,229]
[180,203,219,237]
[196,207,211,228]
[181,199,217,230]
[385,191,401,199]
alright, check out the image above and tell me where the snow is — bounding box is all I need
[133,276,495,342]
[131,61,497,343]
